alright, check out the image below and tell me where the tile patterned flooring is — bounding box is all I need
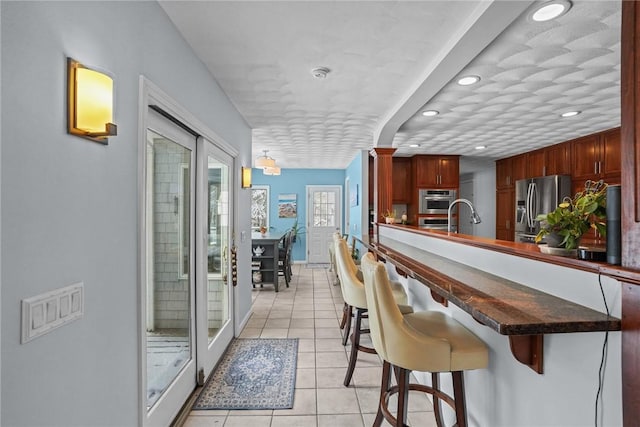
[184,264,437,427]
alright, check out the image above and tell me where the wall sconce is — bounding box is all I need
[67,58,117,144]
[241,167,252,188]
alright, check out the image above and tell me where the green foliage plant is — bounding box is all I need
[535,180,608,250]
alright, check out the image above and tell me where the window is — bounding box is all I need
[251,185,269,230]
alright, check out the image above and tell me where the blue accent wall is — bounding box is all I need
[345,151,365,239]
[253,168,345,261]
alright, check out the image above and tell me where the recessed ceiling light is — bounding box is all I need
[311,67,330,79]
[561,111,581,118]
[421,110,439,117]
[457,75,480,86]
[475,145,487,150]
[409,144,420,148]
[531,0,572,22]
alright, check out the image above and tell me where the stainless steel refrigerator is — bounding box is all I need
[514,175,571,243]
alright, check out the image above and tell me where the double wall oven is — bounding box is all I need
[418,189,457,231]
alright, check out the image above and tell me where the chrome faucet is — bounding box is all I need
[448,199,482,233]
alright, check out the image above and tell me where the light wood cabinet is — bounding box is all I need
[414,155,459,188]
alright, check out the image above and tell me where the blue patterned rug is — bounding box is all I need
[193,338,298,410]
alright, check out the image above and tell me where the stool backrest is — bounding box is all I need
[334,238,367,308]
[361,253,451,370]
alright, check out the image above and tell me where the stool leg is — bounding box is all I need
[375,360,392,427]
[432,372,444,427]
[343,307,365,387]
[339,302,348,330]
[397,367,410,427]
[342,305,353,346]
[452,371,468,427]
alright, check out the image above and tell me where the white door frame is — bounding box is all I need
[138,77,240,426]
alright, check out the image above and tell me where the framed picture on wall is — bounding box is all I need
[350,183,359,207]
[278,193,297,218]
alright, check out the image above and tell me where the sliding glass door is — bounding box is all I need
[142,104,237,426]
[196,139,235,376]
[144,108,197,426]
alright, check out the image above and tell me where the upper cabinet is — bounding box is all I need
[572,127,621,184]
[392,157,412,204]
[414,155,459,188]
[495,154,526,189]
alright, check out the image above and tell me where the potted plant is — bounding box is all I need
[382,209,396,224]
[291,219,305,243]
[535,180,608,250]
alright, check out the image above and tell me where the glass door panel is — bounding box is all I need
[206,155,229,342]
[144,109,197,427]
[145,128,193,409]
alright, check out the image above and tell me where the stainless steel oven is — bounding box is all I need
[419,189,457,214]
[419,217,456,232]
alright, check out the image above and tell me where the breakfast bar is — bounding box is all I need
[358,224,623,426]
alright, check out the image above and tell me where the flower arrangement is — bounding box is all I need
[535,180,608,250]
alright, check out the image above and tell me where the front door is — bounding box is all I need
[306,185,342,264]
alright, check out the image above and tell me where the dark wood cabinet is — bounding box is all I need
[511,154,527,183]
[527,149,546,178]
[545,142,572,176]
[392,157,412,204]
[496,158,512,189]
[495,188,514,241]
[572,127,621,184]
[414,155,459,188]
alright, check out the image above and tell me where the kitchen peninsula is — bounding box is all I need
[365,223,622,426]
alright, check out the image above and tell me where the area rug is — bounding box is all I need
[193,338,298,410]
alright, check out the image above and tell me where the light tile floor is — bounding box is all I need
[184,264,437,426]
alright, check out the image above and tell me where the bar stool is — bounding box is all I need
[334,235,413,387]
[360,252,489,427]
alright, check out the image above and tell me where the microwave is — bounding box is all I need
[419,189,457,214]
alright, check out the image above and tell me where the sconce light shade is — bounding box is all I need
[67,58,117,144]
[241,167,252,188]
[263,165,281,176]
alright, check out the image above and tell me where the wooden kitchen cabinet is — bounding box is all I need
[496,188,514,241]
[527,149,546,178]
[572,127,621,184]
[496,154,527,189]
[545,142,572,176]
[392,157,412,204]
[414,155,459,188]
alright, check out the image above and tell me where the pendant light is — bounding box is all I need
[263,165,281,176]
[255,150,276,169]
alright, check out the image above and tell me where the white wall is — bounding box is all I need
[380,226,622,427]
[460,159,496,238]
[1,2,252,426]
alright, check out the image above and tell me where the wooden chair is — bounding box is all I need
[278,230,293,287]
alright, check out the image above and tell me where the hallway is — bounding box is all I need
[184,264,437,426]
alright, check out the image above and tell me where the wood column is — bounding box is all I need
[370,148,396,224]
[620,1,640,424]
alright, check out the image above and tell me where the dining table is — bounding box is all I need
[251,230,287,291]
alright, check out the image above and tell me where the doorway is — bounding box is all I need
[141,93,236,426]
[306,185,342,264]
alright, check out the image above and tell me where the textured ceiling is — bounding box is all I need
[160,1,621,170]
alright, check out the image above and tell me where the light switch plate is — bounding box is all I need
[21,282,84,344]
